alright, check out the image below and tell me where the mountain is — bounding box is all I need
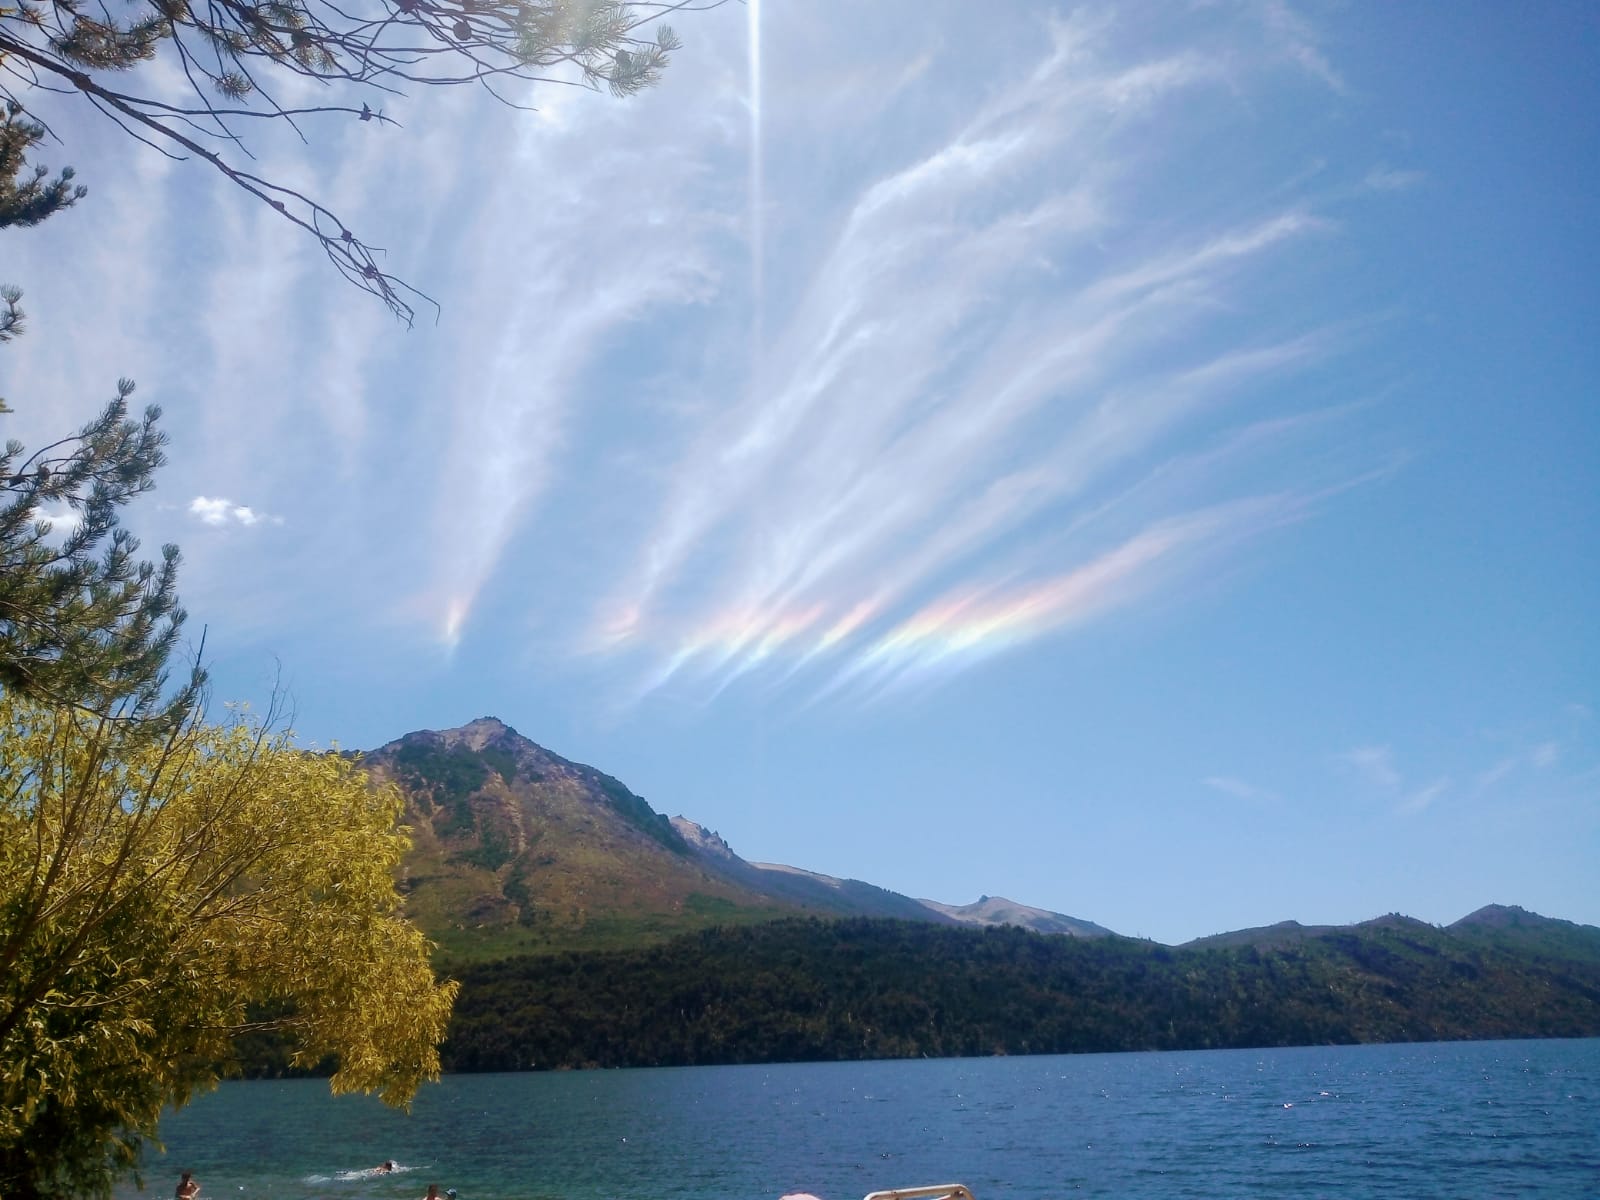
[364,718,782,957]
[921,894,1114,937]
[364,718,1113,958]
[1447,903,1600,964]
[233,718,1600,1077]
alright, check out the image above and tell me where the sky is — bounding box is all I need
[4,1,1596,945]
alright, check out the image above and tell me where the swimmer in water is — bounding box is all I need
[422,1186,442,1200]
[175,1171,200,1200]
[375,1162,397,1175]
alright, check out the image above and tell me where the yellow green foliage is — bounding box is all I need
[0,697,457,1200]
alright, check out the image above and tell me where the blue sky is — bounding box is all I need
[5,1,1596,944]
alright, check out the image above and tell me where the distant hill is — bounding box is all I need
[1184,906,1600,957]
[441,909,1600,1071]
[1182,914,1439,951]
[1448,904,1600,964]
[1183,919,1340,951]
[364,718,1112,957]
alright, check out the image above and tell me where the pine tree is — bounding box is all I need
[0,103,86,230]
[0,0,717,320]
[0,365,201,727]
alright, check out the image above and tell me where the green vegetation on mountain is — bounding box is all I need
[438,912,1600,1072]
[369,719,1007,961]
[366,720,794,960]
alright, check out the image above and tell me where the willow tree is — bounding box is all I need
[0,0,719,319]
[0,696,458,1200]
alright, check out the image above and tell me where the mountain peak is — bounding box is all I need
[1357,912,1433,933]
[434,716,525,751]
[390,718,567,770]
[1450,904,1560,931]
[671,817,740,861]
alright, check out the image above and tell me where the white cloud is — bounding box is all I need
[34,505,85,535]
[1204,775,1278,803]
[188,497,277,528]
[579,18,1363,707]
[0,1,1393,713]
[1340,745,1402,791]
[1365,166,1426,192]
[1398,777,1449,815]
[1473,756,1518,794]
[1260,0,1347,93]
[1335,744,1458,816]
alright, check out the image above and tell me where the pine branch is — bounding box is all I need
[0,0,725,318]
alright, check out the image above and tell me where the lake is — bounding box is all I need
[116,1039,1600,1200]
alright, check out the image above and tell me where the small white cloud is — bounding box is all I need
[1262,0,1346,93]
[1398,777,1448,815]
[1473,756,1517,794]
[34,505,85,534]
[1204,775,1277,803]
[189,496,279,528]
[1364,166,1426,192]
[1530,741,1559,769]
[1340,744,1401,791]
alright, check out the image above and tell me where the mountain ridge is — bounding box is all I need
[229,719,1600,1079]
[441,909,1600,1071]
[360,718,1594,958]
[364,717,1110,957]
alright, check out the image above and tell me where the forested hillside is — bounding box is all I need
[439,913,1600,1071]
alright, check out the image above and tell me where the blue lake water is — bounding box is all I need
[116,1039,1600,1200]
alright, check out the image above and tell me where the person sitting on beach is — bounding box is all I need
[175,1171,200,1200]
